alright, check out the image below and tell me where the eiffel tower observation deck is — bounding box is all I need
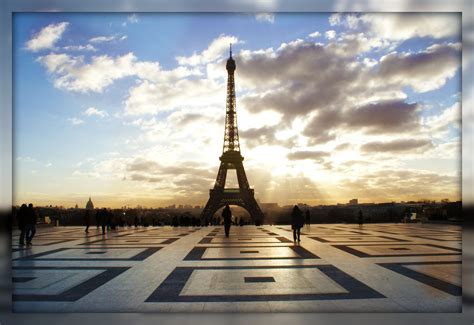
[200,45,265,225]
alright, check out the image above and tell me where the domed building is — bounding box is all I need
[86,197,94,210]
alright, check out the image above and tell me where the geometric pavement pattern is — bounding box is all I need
[11,223,461,312]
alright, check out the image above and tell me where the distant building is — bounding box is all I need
[86,197,94,210]
[349,199,358,205]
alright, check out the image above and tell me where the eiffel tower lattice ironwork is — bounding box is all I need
[200,45,265,225]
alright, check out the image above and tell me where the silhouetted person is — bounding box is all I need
[17,204,28,246]
[291,205,304,242]
[134,216,139,228]
[25,203,37,246]
[95,209,100,229]
[305,209,311,225]
[358,210,364,226]
[98,208,108,235]
[222,205,232,237]
[239,217,244,227]
[84,209,91,233]
[108,209,115,230]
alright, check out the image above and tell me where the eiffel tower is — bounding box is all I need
[200,45,265,225]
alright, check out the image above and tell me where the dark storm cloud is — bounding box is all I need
[377,43,461,92]
[303,100,420,138]
[303,109,341,143]
[345,100,420,133]
[237,42,361,118]
[240,125,297,148]
[360,138,433,153]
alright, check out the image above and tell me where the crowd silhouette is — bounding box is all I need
[15,203,315,244]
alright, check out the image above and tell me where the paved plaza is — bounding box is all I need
[11,223,461,312]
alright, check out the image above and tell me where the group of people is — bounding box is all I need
[17,203,312,245]
[16,203,38,246]
[221,204,308,243]
[83,208,118,235]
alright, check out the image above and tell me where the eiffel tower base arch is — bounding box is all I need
[201,188,265,226]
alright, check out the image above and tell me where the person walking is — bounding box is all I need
[222,205,232,238]
[291,205,304,242]
[17,204,28,246]
[25,203,37,246]
[358,209,364,226]
[305,209,311,226]
[95,209,100,229]
[84,209,91,233]
[99,208,108,235]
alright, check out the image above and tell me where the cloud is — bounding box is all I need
[240,125,297,149]
[37,52,135,92]
[26,22,69,52]
[255,13,275,24]
[63,44,97,52]
[360,139,433,153]
[235,37,457,150]
[308,31,321,38]
[330,13,460,40]
[127,14,139,24]
[89,34,127,43]
[84,107,108,118]
[337,169,460,202]
[68,117,84,125]
[423,102,460,136]
[334,143,351,151]
[360,13,460,40]
[36,52,200,93]
[378,43,461,93]
[328,14,341,26]
[345,100,421,134]
[325,30,336,40]
[176,34,241,66]
[123,157,216,198]
[287,150,329,161]
[124,78,222,115]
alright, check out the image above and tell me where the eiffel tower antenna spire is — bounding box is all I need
[200,44,265,226]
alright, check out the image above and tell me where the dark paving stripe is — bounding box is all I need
[183,246,318,260]
[14,247,161,261]
[13,266,130,301]
[332,243,461,258]
[12,277,36,283]
[378,261,461,296]
[244,276,275,283]
[145,264,385,302]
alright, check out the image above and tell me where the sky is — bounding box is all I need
[13,13,461,208]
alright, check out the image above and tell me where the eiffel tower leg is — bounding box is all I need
[214,162,227,188]
[244,196,265,225]
[200,194,220,226]
[235,161,250,189]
